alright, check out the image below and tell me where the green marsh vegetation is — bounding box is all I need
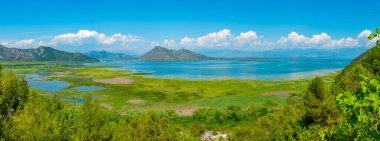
[2,60,330,112]
[1,29,380,140]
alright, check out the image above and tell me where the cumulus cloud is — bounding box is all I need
[276,32,334,48]
[179,29,232,47]
[162,39,177,47]
[1,29,376,52]
[50,30,141,46]
[15,39,35,47]
[150,39,177,48]
[175,29,375,49]
[233,31,263,46]
[1,30,143,52]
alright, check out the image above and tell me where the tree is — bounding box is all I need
[336,76,380,139]
[304,76,326,125]
[368,28,380,45]
[0,64,30,138]
[304,76,339,127]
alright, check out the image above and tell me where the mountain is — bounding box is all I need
[85,50,135,61]
[331,44,380,95]
[196,47,367,59]
[138,46,211,61]
[0,45,98,62]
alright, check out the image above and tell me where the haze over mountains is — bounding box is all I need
[195,47,368,59]
[0,43,365,62]
[0,45,98,62]
[138,46,211,61]
[85,51,135,61]
[0,45,212,62]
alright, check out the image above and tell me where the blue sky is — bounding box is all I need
[0,0,379,54]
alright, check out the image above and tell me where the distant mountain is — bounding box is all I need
[85,50,135,61]
[196,47,368,59]
[138,46,211,61]
[0,45,98,62]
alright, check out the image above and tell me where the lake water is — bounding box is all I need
[61,97,85,103]
[74,86,104,91]
[29,80,70,92]
[22,74,70,92]
[85,58,352,80]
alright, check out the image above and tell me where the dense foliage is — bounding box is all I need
[368,28,380,45]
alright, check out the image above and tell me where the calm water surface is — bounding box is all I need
[85,59,352,80]
[23,74,70,92]
[74,86,104,91]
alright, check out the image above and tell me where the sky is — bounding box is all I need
[0,0,379,55]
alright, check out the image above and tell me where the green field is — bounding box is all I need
[1,61,337,115]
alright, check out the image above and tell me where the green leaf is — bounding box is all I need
[376,28,380,34]
[368,34,376,40]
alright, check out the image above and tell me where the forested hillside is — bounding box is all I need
[0,45,98,62]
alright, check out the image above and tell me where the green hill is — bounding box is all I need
[331,45,380,95]
[85,50,135,61]
[138,46,211,61]
[0,45,98,62]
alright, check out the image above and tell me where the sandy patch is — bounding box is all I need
[101,103,113,110]
[128,99,144,104]
[54,72,71,77]
[263,91,294,97]
[176,106,197,116]
[93,77,134,84]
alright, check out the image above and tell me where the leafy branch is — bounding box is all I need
[368,28,380,45]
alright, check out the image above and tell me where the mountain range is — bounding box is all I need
[0,45,98,62]
[138,46,211,61]
[196,47,368,59]
[85,50,135,61]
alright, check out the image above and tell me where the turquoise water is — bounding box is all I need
[29,80,70,92]
[85,58,352,80]
[61,97,84,103]
[74,86,104,91]
[23,74,70,92]
[23,74,105,92]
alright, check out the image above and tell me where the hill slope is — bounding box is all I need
[85,51,135,61]
[0,45,98,62]
[331,45,380,95]
[138,46,211,61]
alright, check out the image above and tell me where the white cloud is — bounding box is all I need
[309,33,331,45]
[276,32,332,47]
[196,29,232,47]
[1,30,144,52]
[233,31,263,46]
[358,30,371,38]
[50,30,141,46]
[277,32,308,46]
[1,29,377,52]
[151,39,177,48]
[154,29,375,50]
[162,39,177,47]
[180,37,195,46]
[14,39,37,48]
[275,31,374,48]
[180,29,232,47]
[325,38,358,48]
[0,41,9,47]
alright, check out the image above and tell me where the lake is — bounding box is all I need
[23,74,70,92]
[74,86,104,91]
[85,58,352,80]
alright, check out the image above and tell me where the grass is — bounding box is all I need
[1,61,338,114]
